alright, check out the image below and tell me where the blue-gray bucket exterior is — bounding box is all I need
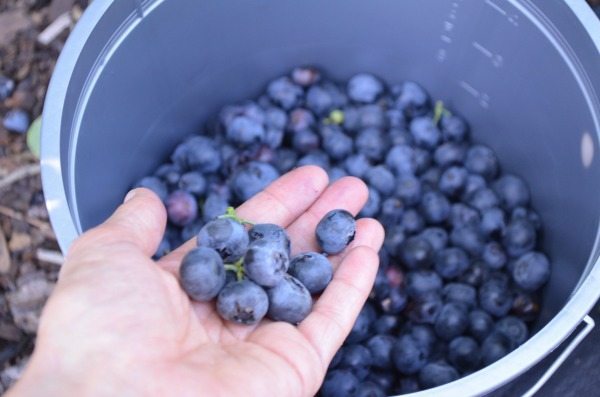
[41,1,600,396]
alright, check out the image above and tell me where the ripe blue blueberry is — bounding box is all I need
[443,283,477,308]
[495,316,528,350]
[202,193,229,222]
[420,191,451,224]
[383,225,405,256]
[348,73,384,103]
[0,75,15,101]
[479,280,513,317]
[481,332,511,365]
[465,144,498,180]
[179,247,225,301]
[439,166,468,197]
[306,84,338,115]
[197,218,249,262]
[480,207,506,237]
[288,108,315,132]
[347,303,376,343]
[418,362,459,389]
[482,242,507,269]
[379,287,408,314]
[468,188,500,212]
[274,148,298,173]
[358,104,387,129]
[264,106,288,130]
[244,240,290,287]
[316,209,356,254]
[450,225,485,256]
[448,336,481,372]
[399,236,433,270]
[171,136,221,173]
[434,247,469,279]
[328,167,348,183]
[502,218,536,258]
[396,174,422,206]
[413,147,433,174]
[178,172,207,197]
[392,335,428,375]
[231,161,279,201]
[410,117,441,150]
[380,197,405,226]
[339,344,373,380]
[321,125,353,160]
[2,109,29,134]
[400,209,425,234]
[320,370,359,397]
[419,227,448,251]
[392,81,430,118]
[493,174,530,210]
[248,223,290,252]
[366,335,395,370]
[292,129,320,153]
[406,271,443,299]
[440,114,469,142]
[511,251,550,291]
[435,302,469,340]
[216,280,269,325]
[372,314,400,335]
[297,150,331,169]
[288,252,333,294]
[434,142,466,168]
[267,76,303,109]
[226,115,265,147]
[468,309,494,342]
[266,274,312,324]
[420,167,442,188]
[166,190,198,226]
[344,153,372,178]
[408,293,443,324]
[356,127,388,161]
[386,144,417,175]
[365,165,396,196]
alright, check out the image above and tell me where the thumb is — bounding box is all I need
[67,188,167,260]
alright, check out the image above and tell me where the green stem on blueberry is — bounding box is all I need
[433,100,452,125]
[323,109,344,125]
[224,258,245,281]
[219,206,254,226]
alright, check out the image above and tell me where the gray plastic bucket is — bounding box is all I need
[41,1,600,395]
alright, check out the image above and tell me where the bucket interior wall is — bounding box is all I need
[61,0,600,332]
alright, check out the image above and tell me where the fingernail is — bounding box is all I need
[124,189,137,203]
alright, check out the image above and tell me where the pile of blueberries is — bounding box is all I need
[134,66,551,395]
[179,208,355,325]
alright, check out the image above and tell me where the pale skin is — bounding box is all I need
[7,166,384,397]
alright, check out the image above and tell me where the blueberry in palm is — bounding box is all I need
[244,239,290,287]
[288,252,333,294]
[316,209,356,255]
[197,217,249,262]
[266,274,312,324]
[179,247,226,301]
[216,280,269,325]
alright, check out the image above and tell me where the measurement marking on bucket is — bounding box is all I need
[472,41,504,68]
[485,0,519,26]
[436,1,462,63]
[459,81,490,109]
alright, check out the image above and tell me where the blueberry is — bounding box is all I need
[135,176,168,201]
[387,107,407,129]
[202,193,229,222]
[372,314,400,335]
[171,136,221,173]
[220,102,265,127]
[264,106,288,130]
[512,292,540,321]
[365,165,396,196]
[396,377,421,394]
[166,190,198,226]
[340,344,373,380]
[419,227,448,251]
[217,280,269,324]
[344,153,372,178]
[389,128,414,146]
[321,125,354,160]
[495,316,528,350]
[465,145,498,180]
[356,128,388,161]
[448,336,480,371]
[297,151,331,169]
[463,174,488,200]
[248,223,290,252]
[291,66,321,87]
[410,117,441,149]
[479,280,513,317]
[320,369,359,397]
[348,73,384,103]
[358,104,387,129]
[511,207,542,230]
[292,129,320,153]
[367,371,395,393]
[419,362,459,389]
[443,283,477,308]
[434,247,469,279]
[392,81,431,118]
[316,209,356,254]
[396,174,422,206]
[178,172,207,197]
[306,85,335,115]
[406,324,438,356]
[406,271,443,298]
[179,247,225,301]
[503,219,536,258]
[379,287,408,314]
[288,108,316,132]
[0,75,15,101]
[512,251,550,291]
[434,142,466,168]
[420,167,442,188]
[197,218,249,262]
[288,252,333,294]
[380,197,404,226]
[482,242,507,269]
[360,186,383,219]
[231,161,279,201]
[347,303,376,343]
[274,148,298,173]
[440,114,469,142]
[244,240,290,287]
[435,302,469,340]
[449,203,480,229]
[382,225,405,256]
[413,148,433,174]
[468,188,500,212]
[355,382,386,397]
[267,77,303,109]
[408,293,443,324]
[493,174,530,210]
[393,335,428,375]
[439,166,468,197]
[226,116,265,147]
[400,209,425,234]
[481,332,511,365]
[155,163,182,187]
[2,109,29,134]
[398,236,433,270]
[450,225,485,256]
[480,207,506,237]
[468,309,494,341]
[266,274,312,324]
[420,191,451,224]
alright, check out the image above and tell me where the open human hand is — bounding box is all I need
[8,166,384,397]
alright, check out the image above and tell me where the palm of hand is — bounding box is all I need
[16,167,383,397]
